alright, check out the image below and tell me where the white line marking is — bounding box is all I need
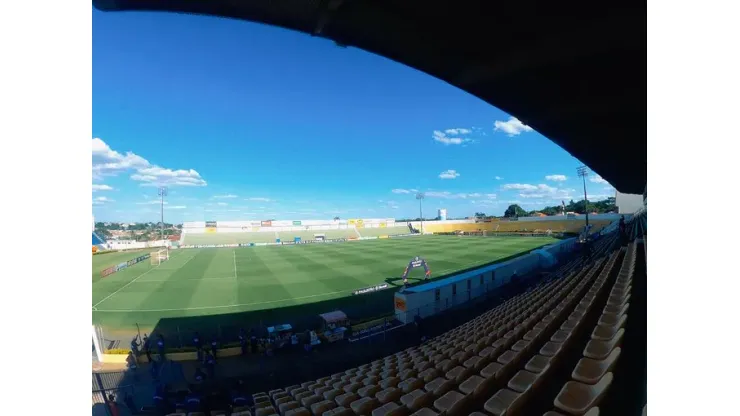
[92,267,158,309]
[233,250,238,279]
[92,250,191,309]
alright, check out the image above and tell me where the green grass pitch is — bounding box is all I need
[92,235,557,336]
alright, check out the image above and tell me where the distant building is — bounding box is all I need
[438,208,448,221]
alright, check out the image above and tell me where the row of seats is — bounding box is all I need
[543,242,636,415]
[476,248,624,415]
[226,237,623,416]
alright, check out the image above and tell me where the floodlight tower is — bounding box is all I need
[576,166,589,228]
[158,186,168,243]
[416,192,425,234]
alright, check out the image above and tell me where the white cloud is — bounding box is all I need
[131,166,206,187]
[92,184,113,192]
[92,138,207,187]
[503,183,575,199]
[425,191,495,200]
[433,130,472,146]
[439,169,460,179]
[246,197,272,202]
[392,189,411,194]
[495,176,503,180]
[444,128,472,135]
[545,174,568,182]
[93,196,114,205]
[92,138,149,177]
[502,183,538,191]
[472,199,499,206]
[217,202,228,206]
[590,175,609,184]
[166,205,187,210]
[137,200,167,205]
[494,117,533,137]
[213,194,238,199]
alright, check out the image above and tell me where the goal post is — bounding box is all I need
[150,248,169,266]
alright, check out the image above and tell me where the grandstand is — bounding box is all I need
[92,231,106,246]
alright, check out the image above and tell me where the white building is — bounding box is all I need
[615,191,645,214]
[438,208,448,221]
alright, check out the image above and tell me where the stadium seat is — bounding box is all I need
[423,377,454,399]
[376,387,402,404]
[483,388,526,415]
[310,400,337,416]
[350,397,380,416]
[409,408,438,416]
[284,407,310,416]
[371,401,408,416]
[400,389,432,411]
[279,401,300,415]
[256,407,277,416]
[553,373,613,415]
[572,348,622,384]
[433,390,471,416]
[325,407,353,416]
[398,377,424,394]
[276,397,293,407]
[301,395,322,408]
[335,392,359,407]
[380,377,401,389]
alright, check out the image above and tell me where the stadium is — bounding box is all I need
[91,2,646,416]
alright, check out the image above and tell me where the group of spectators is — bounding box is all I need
[148,378,254,415]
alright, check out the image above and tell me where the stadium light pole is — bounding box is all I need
[158,186,168,244]
[576,166,589,228]
[416,192,425,234]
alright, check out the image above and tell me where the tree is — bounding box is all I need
[504,204,527,218]
[474,212,487,218]
[333,216,340,221]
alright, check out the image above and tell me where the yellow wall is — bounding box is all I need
[425,219,611,234]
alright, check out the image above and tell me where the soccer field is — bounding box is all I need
[92,235,557,334]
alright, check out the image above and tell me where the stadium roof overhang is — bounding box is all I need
[93,0,647,194]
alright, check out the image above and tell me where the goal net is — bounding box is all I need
[150,248,169,266]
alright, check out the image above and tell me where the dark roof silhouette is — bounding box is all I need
[93,0,646,194]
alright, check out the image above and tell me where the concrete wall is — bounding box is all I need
[393,237,578,323]
[616,191,645,214]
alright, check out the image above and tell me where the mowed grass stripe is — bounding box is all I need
[276,246,370,292]
[237,247,296,308]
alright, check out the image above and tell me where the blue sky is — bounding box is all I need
[92,9,615,224]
